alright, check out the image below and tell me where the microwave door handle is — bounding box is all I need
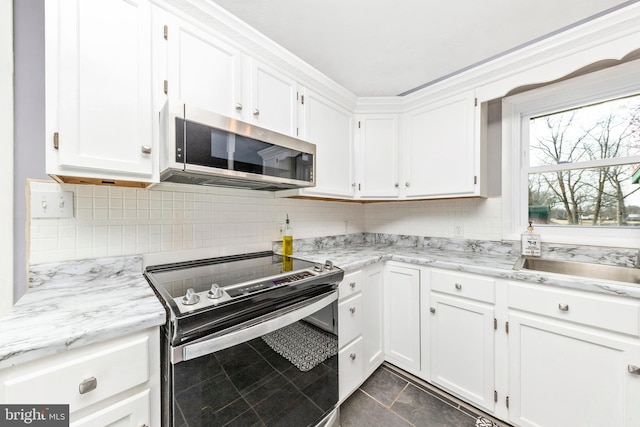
[173,291,337,364]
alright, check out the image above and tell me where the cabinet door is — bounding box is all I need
[403,92,476,197]
[71,390,150,427]
[356,115,400,198]
[48,0,154,179]
[247,60,298,136]
[299,89,355,198]
[339,337,364,402]
[384,265,421,372]
[363,265,384,375]
[429,293,495,412]
[508,312,640,427]
[166,16,242,118]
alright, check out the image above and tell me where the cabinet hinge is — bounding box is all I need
[474,175,478,185]
[506,396,510,409]
[163,25,168,40]
[53,132,59,150]
[494,318,497,330]
[474,97,478,107]
[505,321,509,334]
[494,390,498,403]
[163,80,168,95]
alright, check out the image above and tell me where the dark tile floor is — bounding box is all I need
[340,364,509,427]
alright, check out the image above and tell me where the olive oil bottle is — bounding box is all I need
[282,215,293,271]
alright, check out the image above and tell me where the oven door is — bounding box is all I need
[168,291,338,427]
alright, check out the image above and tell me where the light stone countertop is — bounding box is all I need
[287,238,640,301]
[0,256,166,370]
[3,234,640,371]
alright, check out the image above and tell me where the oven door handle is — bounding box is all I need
[173,290,337,363]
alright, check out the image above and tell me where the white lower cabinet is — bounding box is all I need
[338,266,385,401]
[507,282,640,427]
[384,263,421,374]
[71,390,150,427]
[427,269,496,412]
[0,328,160,426]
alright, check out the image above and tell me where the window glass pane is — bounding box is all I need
[528,164,640,227]
[529,94,640,168]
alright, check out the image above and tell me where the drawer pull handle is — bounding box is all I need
[349,307,356,314]
[629,365,640,375]
[350,353,356,360]
[141,145,152,154]
[430,307,436,314]
[558,303,569,311]
[79,377,97,394]
[350,282,356,288]
[455,283,462,290]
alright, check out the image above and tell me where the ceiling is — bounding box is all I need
[210,0,635,97]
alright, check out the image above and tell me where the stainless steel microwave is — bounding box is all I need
[160,103,316,190]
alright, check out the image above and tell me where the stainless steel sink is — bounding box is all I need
[513,256,640,285]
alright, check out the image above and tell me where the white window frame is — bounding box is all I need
[502,59,640,248]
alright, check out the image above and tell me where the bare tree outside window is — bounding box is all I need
[528,94,640,227]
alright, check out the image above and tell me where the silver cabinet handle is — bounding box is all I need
[352,183,357,187]
[349,307,356,314]
[405,182,410,187]
[455,283,462,290]
[141,145,152,154]
[253,108,260,116]
[350,353,356,360]
[629,365,640,375]
[79,377,97,394]
[349,282,356,289]
[558,303,569,311]
[235,103,243,111]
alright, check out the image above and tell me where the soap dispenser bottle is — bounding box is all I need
[521,221,541,256]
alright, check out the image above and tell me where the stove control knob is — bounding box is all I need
[208,283,224,299]
[314,263,323,272]
[182,288,200,305]
[324,260,334,270]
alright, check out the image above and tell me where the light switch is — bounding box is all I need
[31,191,74,219]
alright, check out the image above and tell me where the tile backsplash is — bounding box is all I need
[28,180,503,265]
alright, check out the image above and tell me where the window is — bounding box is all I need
[502,60,640,247]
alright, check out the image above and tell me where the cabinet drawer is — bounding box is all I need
[2,335,149,413]
[339,270,363,300]
[339,293,363,347]
[431,270,495,303]
[508,283,640,336]
[338,337,363,401]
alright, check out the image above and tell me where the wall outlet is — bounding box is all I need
[453,224,464,238]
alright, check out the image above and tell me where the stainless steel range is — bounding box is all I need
[144,251,344,427]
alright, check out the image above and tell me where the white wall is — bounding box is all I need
[1,0,14,315]
[364,197,502,241]
[28,181,365,266]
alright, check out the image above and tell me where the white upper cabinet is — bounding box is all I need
[402,91,479,198]
[297,88,355,198]
[45,0,157,185]
[355,115,400,198]
[246,59,299,136]
[166,15,242,118]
